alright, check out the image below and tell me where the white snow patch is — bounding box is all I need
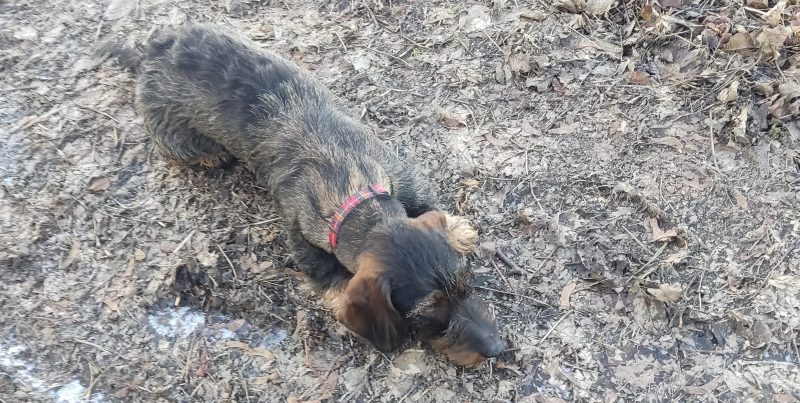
[147,306,206,338]
[1,341,106,402]
[55,380,105,403]
[216,328,237,339]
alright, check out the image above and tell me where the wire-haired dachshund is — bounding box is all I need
[102,23,504,366]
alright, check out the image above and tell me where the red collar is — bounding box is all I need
[329,184,390,250]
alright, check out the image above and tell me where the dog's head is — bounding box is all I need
[336,211,504,366]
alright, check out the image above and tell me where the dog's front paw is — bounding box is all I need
[444,213,478,255]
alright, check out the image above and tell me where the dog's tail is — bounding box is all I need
[95,38,145,72]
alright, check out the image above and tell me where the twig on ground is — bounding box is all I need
[217,244,238,282]
[532,248,556,277]
[627,242,669,284]
[172,230,196,254]
[490,259,515,292]
[7,104,70,135]
[234,217,281,228]
[475,285,551,308]
[623,226,651,254]
[537,310,573,345]
[73,338,114,356]
[496,250,524,275]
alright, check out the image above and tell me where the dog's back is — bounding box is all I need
[112,24,399,226]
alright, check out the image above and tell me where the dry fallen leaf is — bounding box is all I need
[732,106,749,144]
[252,372,280,384]
[725,31,752,51]
[585,0,616,16]
[551,77,573,95]
[629,70,651,85]
[225,340,275,362]
[195,249,219,268]
[559,282,578,310]
[519,9,547,21]
[749,319,773,348]
[495,361,522,376]
[60,239,81,270]
[87,176,111,192]
[649,217,678,242]
[349,54,371,72]
[250,347,275,361]
[392,349,429,376]
[646,283,683,302]
[717,80,739,103]
[104,0,135,20]
[508,53,532,74]
[576,37,622,58]
[640,4,656,23]
[778,82,800,99]
[133,249,146,261]
[755,26,790,59]
[746,0,769,9]
[762,1,787,27]
[663,248,689,264]
[732,190,749,209]
[459,4,492,32]
[434,106,468,128]
[212,319,246,332]
[460,178,480,188]
[555,0,586,14]
[683,377,721,395]
[651,136,684,151]
[549,122,579,135]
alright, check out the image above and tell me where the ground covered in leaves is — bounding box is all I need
[2,0,799,401]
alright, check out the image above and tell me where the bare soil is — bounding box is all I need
[1,0,799,402]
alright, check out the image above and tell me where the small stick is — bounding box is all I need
[626,242,668,284]
[490,259,515,292]
[537,310,572,345]
[496,250,523,275]
[73,338,113,356]
[532,248,556,276]
[708,112,720,172]
[217,244,238,282]
[75,104,120,123]
[623,226,651,254]
[172,230,196,254]
[361,45,413,68]
[7,104,69,135]
[234,217,281,228]
[334,31,348,53]
[475,285,551,308]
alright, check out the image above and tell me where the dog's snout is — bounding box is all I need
[482,337,505,358]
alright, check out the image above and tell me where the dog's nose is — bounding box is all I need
[483,338,506,358]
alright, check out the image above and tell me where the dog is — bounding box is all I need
[102,23,504,366]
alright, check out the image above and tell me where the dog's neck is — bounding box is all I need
[333,197,406,270]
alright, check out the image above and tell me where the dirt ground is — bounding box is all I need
[1,0,799,401]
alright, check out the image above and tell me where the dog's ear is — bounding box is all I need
[336,257,405,353]
[409,210,447,231]
[411,211,478,255]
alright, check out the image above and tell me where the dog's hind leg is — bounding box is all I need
[139,104,236,169]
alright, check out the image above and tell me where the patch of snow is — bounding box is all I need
[55,380,105,403]
[147,306,206,338]
[258,328,288,348]
[216,328,237,339]
[1,342,105,402]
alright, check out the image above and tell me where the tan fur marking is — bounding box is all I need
[443,213,478,255]
[409,210,447,231]
[430,337,485,367]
